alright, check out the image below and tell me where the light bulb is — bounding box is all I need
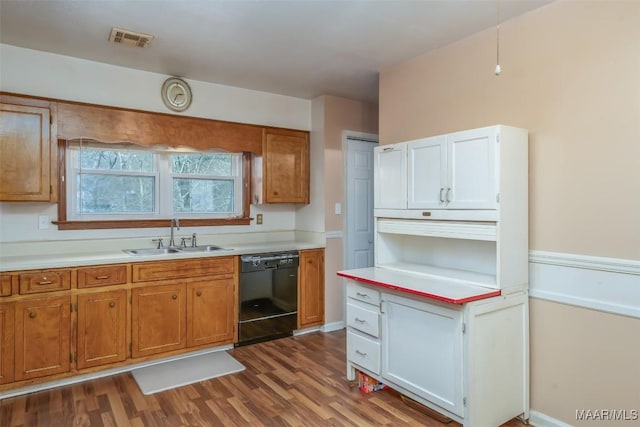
[495,64,501,76]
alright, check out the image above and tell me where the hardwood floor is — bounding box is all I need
[1,330,526,426]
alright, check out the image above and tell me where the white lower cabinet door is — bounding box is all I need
[381,293,464,417]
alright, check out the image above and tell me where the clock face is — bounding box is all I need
[161,78,192,112]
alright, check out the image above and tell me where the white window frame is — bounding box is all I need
[66,141,243,221]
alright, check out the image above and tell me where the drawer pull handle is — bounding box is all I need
[172,294,178,300]
[196,291,202,297]
[355,318,366,323]
[29,312,36,319]
[355,350,367,357]
[96,275,110,280]
[38,280,53,285]
[356,292,369,298]
[109,302,116,308]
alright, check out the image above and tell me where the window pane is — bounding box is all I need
[78,174,155,213]
[173,178,233,212]
[172,153,232,176]
[79,149,154,172]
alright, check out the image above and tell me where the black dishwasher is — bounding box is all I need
[237,251,299,346]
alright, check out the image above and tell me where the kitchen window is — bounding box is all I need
[57,140,250,229]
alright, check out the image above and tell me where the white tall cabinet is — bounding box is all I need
[339,125,529,427]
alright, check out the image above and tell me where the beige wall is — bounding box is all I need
[318,95,378,325]
[323,95,379,232]
[530,299,640,426]
[380,0,639,260]
[379,1,639,424]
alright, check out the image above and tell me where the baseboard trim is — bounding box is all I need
[321,321,346,332]
[529,409,574,427]
[529,251,640,319]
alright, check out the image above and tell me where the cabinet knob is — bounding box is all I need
[29,311,36,319]
[172,294,178,300]
[196,291,202,297]
[273,191,279,196]
[109,302,116,308]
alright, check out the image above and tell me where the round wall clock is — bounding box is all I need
[161,77,192,112]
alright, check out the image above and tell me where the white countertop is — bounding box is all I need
[0,241,324,271]
[337,267,501,304]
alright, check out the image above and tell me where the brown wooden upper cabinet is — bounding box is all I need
[0,101,57,202]
[253,128,310,204]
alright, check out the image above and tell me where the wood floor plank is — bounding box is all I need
[2,330,528,426]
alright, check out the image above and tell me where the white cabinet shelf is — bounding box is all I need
[377,218,497,241]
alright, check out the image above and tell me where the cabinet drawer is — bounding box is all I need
[346,281,380,305]
[347,301,380,337]
[19,270,71,294]
[1,274,12,296]
[77,265,128,288]
[347,330,381,374]
[132,257,235,282]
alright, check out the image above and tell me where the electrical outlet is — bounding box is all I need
[256,214,263,225]
[38,215,50,229]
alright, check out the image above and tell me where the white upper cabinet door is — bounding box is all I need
[407,136,447,209]
[374,143,407,209]
[446,127,498,210]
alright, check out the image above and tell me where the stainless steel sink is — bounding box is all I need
[123,248,182,256]
[123,245,231,256]
[176,245,231,252]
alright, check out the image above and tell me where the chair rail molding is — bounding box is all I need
[528,250,640,319]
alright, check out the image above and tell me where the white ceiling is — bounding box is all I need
[0,0,552,103]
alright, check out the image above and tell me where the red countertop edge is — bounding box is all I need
[337,271,501,304]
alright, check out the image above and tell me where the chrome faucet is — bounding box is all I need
[169,218,180,247]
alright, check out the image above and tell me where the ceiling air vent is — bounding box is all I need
[109,27,154,48]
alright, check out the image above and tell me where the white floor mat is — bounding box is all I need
[131,351,245,395]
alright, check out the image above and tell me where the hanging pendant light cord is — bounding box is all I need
[495,0,501,75]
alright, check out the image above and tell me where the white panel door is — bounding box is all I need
[382,293,464,417]
[446,127,498,209]
[346,139,376,269]
[407,136,447,209]
[374,143,406,209]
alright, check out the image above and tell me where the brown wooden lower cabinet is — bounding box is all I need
[76,290,127,369]
[0,250,328,390]
[298,249,325,328]
[131,283,186,358]
[187,278,236,347]
[14,296,70,381]
[0,303,15,384]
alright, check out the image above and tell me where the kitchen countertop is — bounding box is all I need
[0,241,324,271]
[338,267,501,304]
